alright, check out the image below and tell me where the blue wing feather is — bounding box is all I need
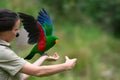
[37,8,54,36]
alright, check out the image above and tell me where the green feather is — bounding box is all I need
[43,23,54,36]
[24,36,58,59]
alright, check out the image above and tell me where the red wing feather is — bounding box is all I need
[36,21,46,51]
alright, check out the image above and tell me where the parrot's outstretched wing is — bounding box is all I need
[18,12,46,51]
[18,12,40,44]
[37,8,54,36]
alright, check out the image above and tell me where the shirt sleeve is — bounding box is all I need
[0,47,27,76]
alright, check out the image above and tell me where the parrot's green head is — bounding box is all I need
[46,36,58,50]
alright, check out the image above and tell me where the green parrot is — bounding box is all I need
[18,9,58,60]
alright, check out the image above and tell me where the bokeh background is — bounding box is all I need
[1,0,120,80]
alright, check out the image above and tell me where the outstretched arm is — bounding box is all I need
[21,55,77,80]
[21,56,76,77]
[23,53,59,80]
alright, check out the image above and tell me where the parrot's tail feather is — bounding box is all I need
[24,53,35,60]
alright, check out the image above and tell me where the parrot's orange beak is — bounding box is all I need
[55,40,59,44]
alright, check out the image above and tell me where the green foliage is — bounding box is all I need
[78,0,120,37]
[40,0,120,38]
[0,0,8,8]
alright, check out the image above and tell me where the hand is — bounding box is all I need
[46,52,60,61]
[64,56,77,70]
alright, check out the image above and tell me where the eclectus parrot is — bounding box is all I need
[18,9,58,60]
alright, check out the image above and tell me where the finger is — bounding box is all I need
[65,56,69,60]
[74,58,77,62]
[72,58,77,60]
[55,54,59,59]
[53,52,58,57]
[72,58,77,63]
[53,53,58,58]
[54,53,57,57]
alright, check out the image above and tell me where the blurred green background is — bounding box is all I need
[1,0,120,80]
